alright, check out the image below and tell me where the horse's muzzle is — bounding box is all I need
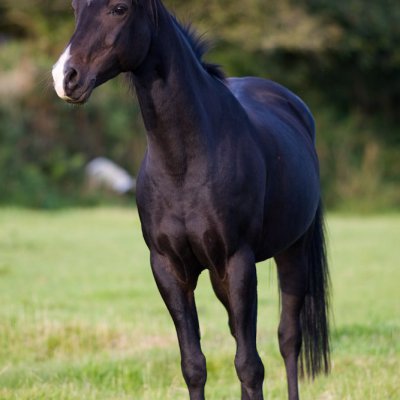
[52,45,96,104]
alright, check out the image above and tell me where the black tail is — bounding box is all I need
[300,202,331,379]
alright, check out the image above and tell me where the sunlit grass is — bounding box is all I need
[0,208,399,399]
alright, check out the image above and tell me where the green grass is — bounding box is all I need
[0,208,399,399]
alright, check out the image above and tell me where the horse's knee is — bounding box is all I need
[182,353,207,389]
[234,353,264,389]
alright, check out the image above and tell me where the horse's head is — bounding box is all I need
[52,0,154,104]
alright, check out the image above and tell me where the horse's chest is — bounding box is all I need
[147,203,229,271]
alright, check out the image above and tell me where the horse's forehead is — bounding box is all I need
[73,0,101,7]
[73,0,110,11]
[72,0,96,8]
[76,0,134,7]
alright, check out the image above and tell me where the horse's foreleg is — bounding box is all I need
[150,252,206,400]
[218,247,264,400]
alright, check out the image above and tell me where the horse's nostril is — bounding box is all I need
[65,67,79,91]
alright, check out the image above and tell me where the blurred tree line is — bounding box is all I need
[0,0,398,209]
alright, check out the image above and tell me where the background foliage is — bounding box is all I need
[0,0,399,209]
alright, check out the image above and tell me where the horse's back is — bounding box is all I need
[227,77,315,143]
[227,76,318,184]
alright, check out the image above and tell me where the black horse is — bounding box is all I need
[52,1,330,399]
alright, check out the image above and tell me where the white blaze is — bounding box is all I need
[52,45,71,99]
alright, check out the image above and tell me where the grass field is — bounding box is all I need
[0,208,399,399]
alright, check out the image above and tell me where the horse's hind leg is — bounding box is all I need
[274,238,308,400]
[210,247,264,400]
[150,252,206,400]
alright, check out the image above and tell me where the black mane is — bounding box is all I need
[171,16,226,81]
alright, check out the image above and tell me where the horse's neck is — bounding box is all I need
[132,12,218,178]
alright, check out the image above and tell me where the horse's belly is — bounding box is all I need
[255,184,320,261]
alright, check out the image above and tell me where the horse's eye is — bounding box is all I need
[111,4,128,16]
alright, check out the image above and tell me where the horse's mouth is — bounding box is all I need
[65,93,90,105]
[63,79,96,105]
